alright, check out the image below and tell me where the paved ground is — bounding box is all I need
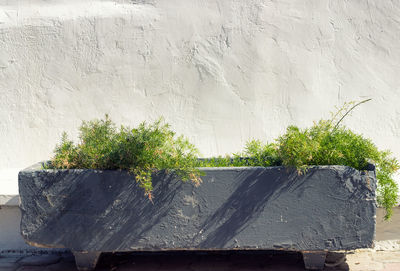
[1,247,400,271]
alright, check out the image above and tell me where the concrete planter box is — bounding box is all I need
[19,163,376,270]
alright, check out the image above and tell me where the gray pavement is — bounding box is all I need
[1,247,400,271]
[0,250,345,271]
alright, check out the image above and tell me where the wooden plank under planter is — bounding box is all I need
[19,163,377,270]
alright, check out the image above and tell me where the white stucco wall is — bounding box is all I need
[1,0,400,197]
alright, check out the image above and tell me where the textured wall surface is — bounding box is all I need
[1,0,400,194]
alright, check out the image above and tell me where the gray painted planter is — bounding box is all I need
[19,163,377,270]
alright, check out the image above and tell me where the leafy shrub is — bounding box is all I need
[199,100,399,219]
[49,101,399,219]
[276,120,399,219]
[50,116,201,200]
[196,140,281,167]
[277,100,399,219]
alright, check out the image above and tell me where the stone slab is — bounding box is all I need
[19,163,376,252]
[383,263,400,271]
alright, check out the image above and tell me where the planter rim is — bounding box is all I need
[20,161,375,173]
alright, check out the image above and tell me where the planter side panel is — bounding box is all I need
[19,165,376,251]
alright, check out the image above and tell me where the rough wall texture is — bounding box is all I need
[19,164,376,251]
[1,0,400,193]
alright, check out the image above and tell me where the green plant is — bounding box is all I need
[199,100,399,219]
[49,101,399,219]
[276,100,399,219]
[50,116,201,200]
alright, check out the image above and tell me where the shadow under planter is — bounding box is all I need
[19,164,376,270]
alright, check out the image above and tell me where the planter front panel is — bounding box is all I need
[19,164,376,252]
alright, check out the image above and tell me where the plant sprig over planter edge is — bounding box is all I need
[49,100,399,219]
[197,100,399,220]
[50,116,201,200]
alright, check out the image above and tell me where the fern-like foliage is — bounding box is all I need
[50,116,201,199]
[198,100,399,220]
[49,101,399,219]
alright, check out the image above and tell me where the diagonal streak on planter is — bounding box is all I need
[18,163,376,270]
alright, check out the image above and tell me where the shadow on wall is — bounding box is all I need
[376,207,400,241]
[0,195,19,205]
